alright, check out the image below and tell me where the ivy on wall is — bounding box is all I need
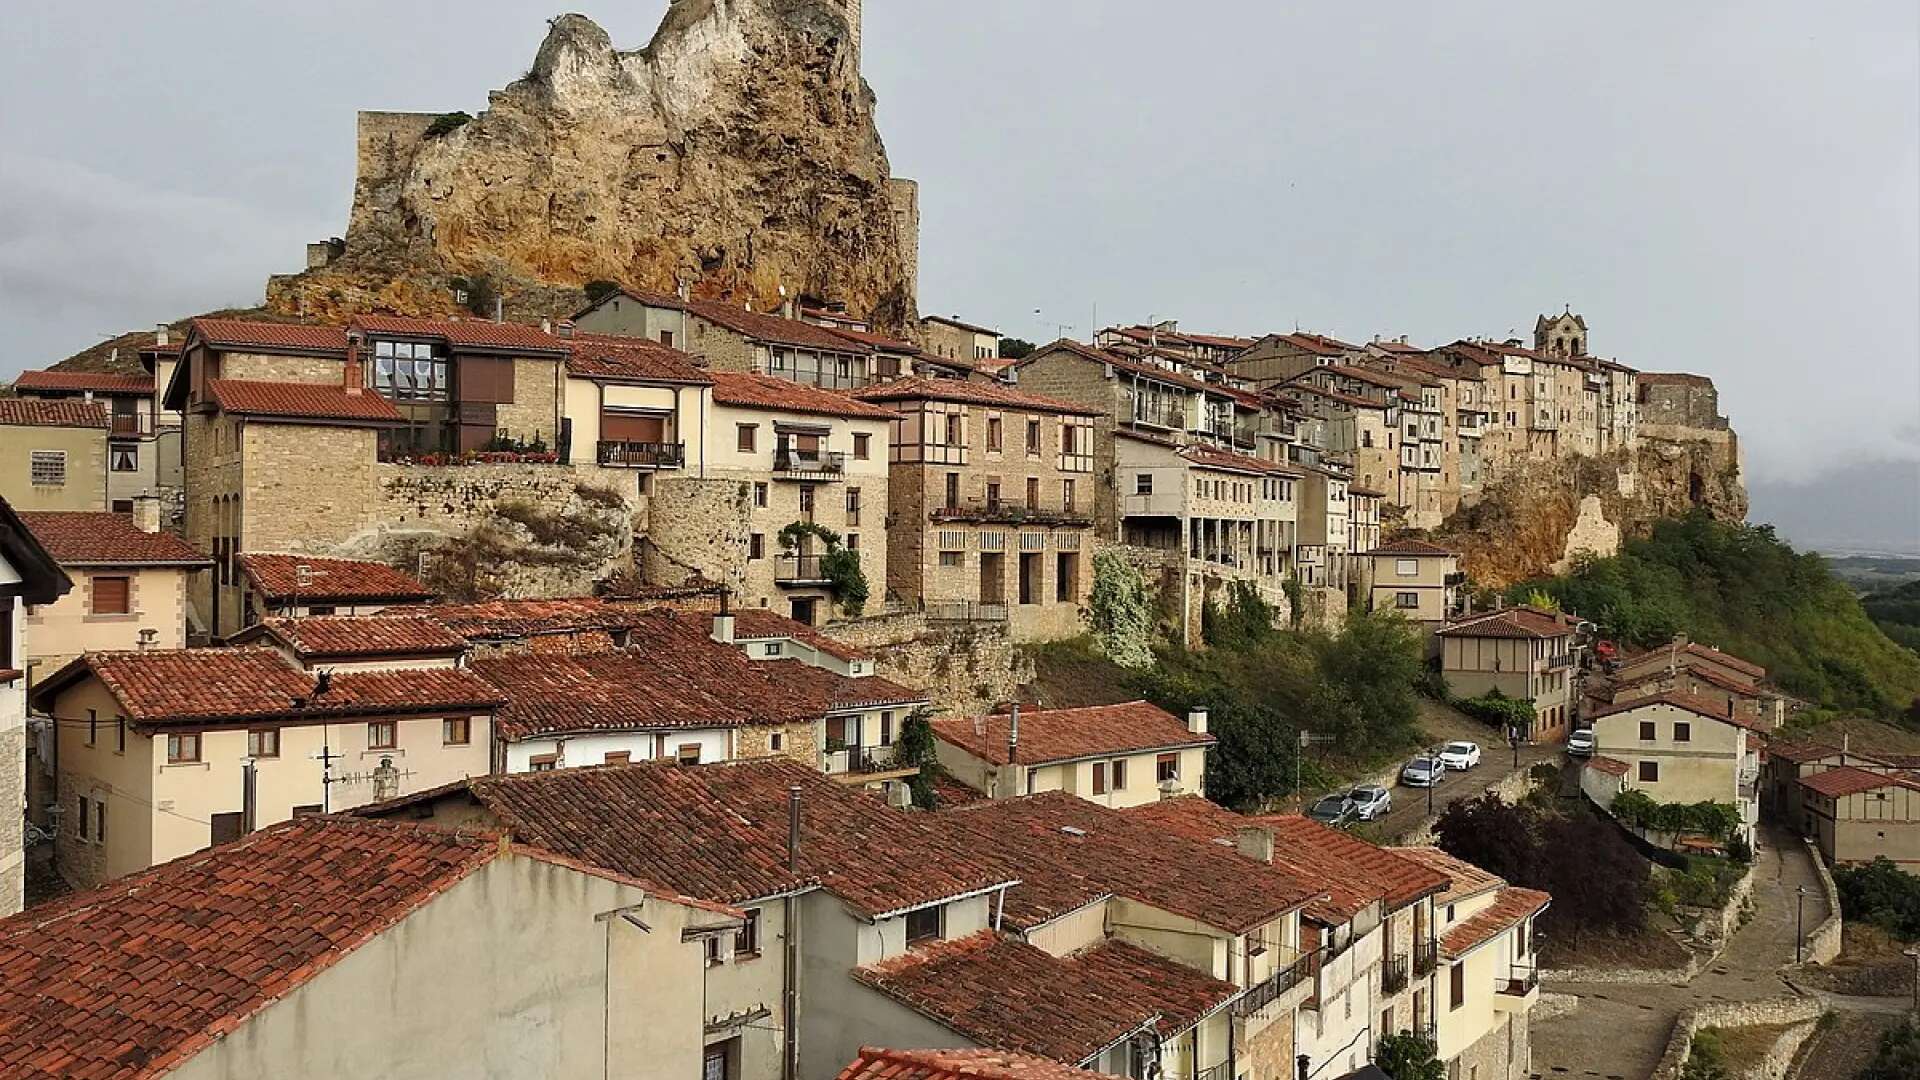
[779,521,869,616]
[1088,550,1155,669]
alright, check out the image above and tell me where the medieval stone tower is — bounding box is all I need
[1534,308,1588,358]
[842,0,861,67]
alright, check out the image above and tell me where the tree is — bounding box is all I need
[1860,1020,1920,1080]
[777,521,868,616]
[583,280,623,304]
[998,337,1035,360]
[1679,1028,1730,1080]
[1834,857,1920,939]
[1434,796,1649,941]
[1434,795,1536,884]
[1088,551,1155,669]
[1374,1031,1444,1080]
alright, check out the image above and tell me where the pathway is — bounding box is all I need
[1527,824,1832,1079]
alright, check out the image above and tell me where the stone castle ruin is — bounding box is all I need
[271,1,918,331]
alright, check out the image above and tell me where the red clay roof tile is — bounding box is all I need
[1798,765,1920,798]
[1585,690,1767,731]
[11,370,154,395]
[1437,607,1577,640]
[206,380,404,423]
[729,608,872,662]
[352,314,564,353]
[1437,886,1550,960]
[1364,539,1455,557]
[16,513,209,567]
[853,377,1100,416]
[931,701,1212,767]
[1587,755,1631,777]
[244,615,469,660]
[689,301,873,353]
[708,371,897,420]
[238,553,435,604]
[188,318,350,353]
[563,333,712,384]
[837,1046,1113,1080]
[1389,847,1506,906]
[0,399,109,428]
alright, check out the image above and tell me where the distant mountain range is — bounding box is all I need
[1748,456,1920,557]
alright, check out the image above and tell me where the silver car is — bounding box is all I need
[1400,756,1443,788]
[1348,784,1392,820]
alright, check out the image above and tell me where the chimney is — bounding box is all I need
[711,592,735,644]
[540,317,552,335]
[343,329,364,396]
[557,319,575,338]
[1187,707,1209,736]
[1234,826,1275,864]
[779,297,796,320]
[787,786,802,872]
[493,296,504,323]
[129,495,162,534]
[136,628,158,651]
[155,324,170,347]
[1007,703,1020,766]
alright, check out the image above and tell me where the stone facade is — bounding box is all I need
[1447,1012,1529,1080]
[819,609,1026,719]
[0,725,23,914]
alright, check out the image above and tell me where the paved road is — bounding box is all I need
[1528,825,1833,1079]
[1368,742,1563,842]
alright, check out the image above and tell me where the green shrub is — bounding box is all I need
[1834,857,1920,939]
[1087,551,1155,669]
[1454,689,1536,731]
[425,111,472,138]
[1610,790,1741,840]
[583,280,623,304]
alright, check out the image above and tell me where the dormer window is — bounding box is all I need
[905,905,943,945]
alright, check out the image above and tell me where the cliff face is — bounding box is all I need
[269,4,917,329]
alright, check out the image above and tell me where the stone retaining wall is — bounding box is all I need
[1800,836,1842,965]
[1751,1019,1817,1080]
[1649,997,1823,1080]
[1394,762,1539,845]
[822,609,1027,719]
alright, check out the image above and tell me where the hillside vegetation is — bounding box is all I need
[1863,579,1920,654]
[1515,513,1920,718]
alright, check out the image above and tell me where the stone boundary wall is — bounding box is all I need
[1393,762,1539,846]
[1799,836,1842,965]
[1750,1019,1818,1080]
[821,609,1027,719]
[1540,953,1702,985]
[1649,997,1823,1080]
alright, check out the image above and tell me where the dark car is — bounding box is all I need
[1307,794,1357,828]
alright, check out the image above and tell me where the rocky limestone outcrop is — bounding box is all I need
[268,4,916,330]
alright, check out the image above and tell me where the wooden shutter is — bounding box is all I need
[602,411,667,442]
[458,356,516,404]
[91,576,130,615]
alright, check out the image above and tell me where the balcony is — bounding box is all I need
[109,412,155,437]
[1494,966,1539,1011]
[932,498,1093,528]
[1545,653,1575,672]
[1130,403,1187,431]
[1381,955,1410,994]
[596,440,685,469]
[774,554,832,586]
[924,600,1009,624]
[1412,939,1439,977]
[821,743,911,779]
[773,450,846,481]
[1234,948,1318,1018]
[757,359,871,391]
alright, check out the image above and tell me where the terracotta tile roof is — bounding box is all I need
[188,317,350,354]
[0,816,500,1080]
[775,661,927,712]
[11,370,154,395]
[0,399,108,428]
[838,1046,1112,1080]
[1637,372,1714,388]
[708,371,897,420]
[411,597,657,642]
[242,615,468,660]
[1614,661,1775,699]
[1178,444,1302,477]
[562,333,711,384]
[1126,798,1449,917]
[472,638,814,741]
[931,701,1212,767]
[1437,886,1550,960]
[924,314,1001,337]
[31,648,501,727]
[1364,538,1455,557]
[238,553,435,604]
[1585,690,1767,731]
[1347,485,1387,498]
[1763,740,1880,766]
[431,758,1014,914]
[729,608,872,662]
[1798,765,1920,798]
[1389,847,1506,906]
[1274,332,1355,357]
[1025,339,1224,398]
[350,314,565,353]
[925,770,989,808]
[16,513,209,567]
[1587,755,1631,777]
[1280,383,1387,412]
[689,300,872,353]
[207,380,404,423]
[853,933,1237,1064]
[853,376,1099,416]
[1618,642,1766,682]
[1437,607,1576,640]
[942,793,1312,933]
[826,326,923,354]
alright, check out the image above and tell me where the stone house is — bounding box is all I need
[1760,738,1893,830]
[360,757,1020,1080]
[1391,847,1547,1080]
[0,498,73,914]
[1799,766,1920,869]
[852,377,1100,642]
[1436,606,1580,742]
[929,701,1214,807]
[1613,636,1767,693]
[31,645,501,891]
[237,552,437,620]
[575,288,879,391]
[1227,331,1355,387]
[559,330,713,481]
[11,365,180,513]
[0,399,109,512]
[1095,322,1256,367]
[1584,691,1763,843]
[920,314,1003,367]
[1346,486,1385,574]
[648,372,892,626]
[1277,385,1400,507]
[1293,465,1354,591]
[17,509,209,683]
[1610,660,1783,731]
[1363,539,1460,627]
[0,814,739,1080]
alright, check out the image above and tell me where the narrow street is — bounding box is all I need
[1369,741,1559,841]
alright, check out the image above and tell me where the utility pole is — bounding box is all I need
[241,757,258,834]
[1795,886,1807,964]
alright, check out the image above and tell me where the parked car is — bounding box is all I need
[1307,794,1357,828]
[1566,728,1596,758]
[1437,741,1482,770]
[1399,756,1444,788]
[1348,785,1392,820]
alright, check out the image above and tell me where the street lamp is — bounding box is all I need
[1795,886,1807,964]
[1906,947,1919,1017]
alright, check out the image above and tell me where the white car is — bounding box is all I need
[1437,741,1482,770]
[1348,785,1393,820]
[1566,728,1596,758]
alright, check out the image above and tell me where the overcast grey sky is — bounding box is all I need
[3,2,1915,543]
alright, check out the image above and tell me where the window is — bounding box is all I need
[853,432,871,460]
[371,339,449,401]
[737,424,758,453]
[846,487,862,519]
[945,472,960,508]
[367,721,397,750]
[1061,424,1078,455]
[29,451,65,487]
[764,642,784,657]
[90,576,131,616]
[1111,759,1127,790]
[1395,592,1419,609]
[1062,478,1076,512]
[939,551,964,568]
[985,481,1001,508]
[1026,477,1040,507]
[1025,419,1041,454]
[76,797,88,842]
[604,751,632,766]
[945,414,963,445]
[677,743,702,765]
[880,712,895,746]
[798,486,815,514]
[1638,721,1656,741]
[735,908,762,957]
[1449,963,1465,1010]
[443,717,470,745]
[657,329,674,348]
[94,798,106,843]
[247,728,280,758]
[166,732,200,764]
[110,445,138,472]
[529,753,559,772]
[1639,760,1659,782]
[845,533,859,551]
[754,482,768,508]
[987,417,1003,451]
[905,905,943,945]
[1157,752,1179,784]
[1093,761,1109,795]
[86,709,96,747]
[1673,722,1691,743]
[1395,558,1419,577]
[1135,473,1154,496]
[770,732,784,752]
[749,533,765,560]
